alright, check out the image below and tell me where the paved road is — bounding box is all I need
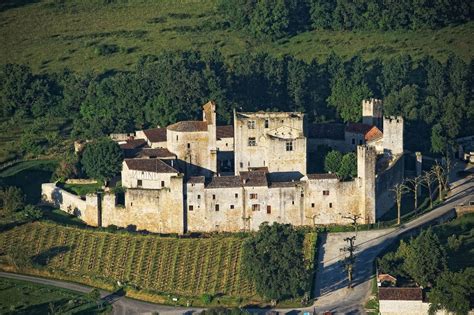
[304,161,474,314]
[0,272,203,315]
[2,163,472,315]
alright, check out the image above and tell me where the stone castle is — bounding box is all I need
[43,99,405,234]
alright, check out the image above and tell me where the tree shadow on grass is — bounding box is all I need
[32,246,72,266]
[0,0,39,12]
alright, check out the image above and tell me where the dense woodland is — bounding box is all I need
[1,51,472,156]
[219,0,474,39]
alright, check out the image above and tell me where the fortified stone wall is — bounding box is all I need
[303,178,363,224]
[41,183,99,226]
[376,154,405,218]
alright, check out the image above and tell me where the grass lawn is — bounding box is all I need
[0,276,110,314]
[58,181,103,196]
[0,0,472,74]
[0,159,58,204]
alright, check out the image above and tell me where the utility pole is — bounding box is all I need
[340,235,357,288]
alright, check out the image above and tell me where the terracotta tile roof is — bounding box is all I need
[167,121,208,132]
[119,139,147,150]
[188,176,206,184]
[143,128,167,143]
[138,148,176,159]
[308,123,345,140]
[207,176,242,188]
[124,159,178,173]
[345,123,373,135]
[307,173,339,180]
[216,125,234,139]
[379,287,423,301]
[240,171,268,187]
[365,126,383,142]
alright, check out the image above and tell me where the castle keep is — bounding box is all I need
[42,99,405,234]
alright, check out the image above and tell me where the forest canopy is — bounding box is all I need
[0,51,473,155]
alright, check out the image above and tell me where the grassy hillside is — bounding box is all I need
[0,0,472,73]
[0,222,256,303]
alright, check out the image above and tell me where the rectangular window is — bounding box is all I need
[264,119,269,128]
[267,205,271,214]
[252,204,260,211]
[248,137,256,146]
[212,194,216,200]
[247,120,256,129]
[301,193,304,197]
[329,203,332,208]
[187,143,191,149]
[189,205,193,211]
[352,138,355,145]
[323,190,330,196]
[161,181,165,187]
[230,205,234,209]
[240,162,243,168]
[235,193,238,198]
[137,179,142,187]
[311,203,315,208]
[197,194,201,200]
[215,204,219,211]
[286,141,293,151]
[250,193,258,199]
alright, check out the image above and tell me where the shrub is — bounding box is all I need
[201,293,213,304]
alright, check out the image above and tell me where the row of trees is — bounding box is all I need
[391,160,450,224]
[218,0,473,39]
[1,52,473,155]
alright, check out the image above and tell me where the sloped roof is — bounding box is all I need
[379,288,423,301]
[167,121,208,132]
[124,159,178,173]
[240,171,268,187]
[216,125,234,139]
[206,176,242,188]
[119,139,147,150]
[345,123,373,135]
[143,128,167,143]
[365,126,383,142]
[307,173,339,180]
[138,148,176,159]
[308,123,345,140]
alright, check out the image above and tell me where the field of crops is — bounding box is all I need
[0,222,257,299]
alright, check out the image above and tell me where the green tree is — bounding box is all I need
[431,123,447,154]
[324,150,343,174]
[0,186,24,216]
[250,0,291,40]
[242,223,308,300]
[18,204,43,222]
[429,268,474,315]
[81,139,123,183]
[402,229,447,287]
[339,152,357,180]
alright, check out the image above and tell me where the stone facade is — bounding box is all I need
[43,98,405,233]
[234,111,306,178]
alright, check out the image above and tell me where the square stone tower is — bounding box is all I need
[382,116,404,157]
[357,145,376,223]
[362,99,383,129]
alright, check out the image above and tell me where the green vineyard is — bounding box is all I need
[0,222,257,298]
